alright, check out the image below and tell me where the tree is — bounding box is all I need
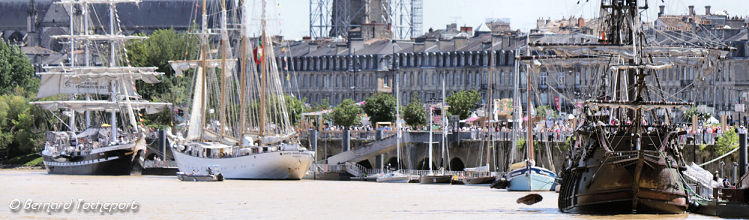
[535,105,557,119]
[331,99,362,129]
[683,106,711,122]
[403,92,426,127]
[125,29,199,126]
[714,128,738,156]
[284,95,305,126]
[0,95,51,160]
[446,90,481,120]
[0,40,38,97]
[362,93,396,125]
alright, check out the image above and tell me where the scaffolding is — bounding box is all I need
[309,0,422,39]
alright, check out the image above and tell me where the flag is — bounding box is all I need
[253,39,263,65]
[283,56,288,71]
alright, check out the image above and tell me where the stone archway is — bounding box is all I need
[385,157,406,170]
[449,157,465,171]
[415,158,437,170]
[357,160,373,169]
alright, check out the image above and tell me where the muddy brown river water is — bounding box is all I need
[0,169,715,219]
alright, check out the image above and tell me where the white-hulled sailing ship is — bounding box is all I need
[31,0,171,175]
[168,0,313,180]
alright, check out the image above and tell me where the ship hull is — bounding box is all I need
[42,147,139,175]
[462,176,495,185]
[559,148,688,214]
[172,148,314,180]
[507,166,557,191]
[419,175,452,184]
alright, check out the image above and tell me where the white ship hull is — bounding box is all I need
[172,147,314,180]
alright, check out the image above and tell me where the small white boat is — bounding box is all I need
[376,171,410,183]
[506,160,557,191]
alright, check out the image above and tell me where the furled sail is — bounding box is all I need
[31,100,170,114]
[37,74,137,98]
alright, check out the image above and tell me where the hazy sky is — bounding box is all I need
[264,0,749,40]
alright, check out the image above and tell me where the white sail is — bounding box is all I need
[169,59,237,78]
[37,74,139,99]
[186,67,204,141]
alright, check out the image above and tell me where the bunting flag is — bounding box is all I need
[283,56,288,71]
[253,39,263,65]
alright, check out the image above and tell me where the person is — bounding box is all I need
[712,171,723,189]
[723,178,731,188]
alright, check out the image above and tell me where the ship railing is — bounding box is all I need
[678,133,719,145]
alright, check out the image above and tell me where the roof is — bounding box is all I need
[21,46,58,55]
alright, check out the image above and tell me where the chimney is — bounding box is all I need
[424,39,437,50]
[413,42,425,53]
[459,26,472,33]
[453,36,467,50]
[658,5,665,17]
[438,40,450,51]
[578,17,585,28]
[688,5,695,16]
[537,18,545,29]
[336,43,348,54]
[705,5,711,16]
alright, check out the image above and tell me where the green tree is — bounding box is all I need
[312,98,330,111]
[714,128,738,155]
[403,93,426,127]
[0,40,38,97]
[331,99,362,129]
[446,90,481,120]
[535,105,557,119]
[683,106,711,122]
[363,93,396,125]
[284,95,305,126]
[0,95,51,160]
[125,29,199,127]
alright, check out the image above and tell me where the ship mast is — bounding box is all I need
[219,0,229,140]
[487,36,494,170]
[259,0,268,138]
[239,0,248,138]
[526,34,534,163]
[199,0,208,141]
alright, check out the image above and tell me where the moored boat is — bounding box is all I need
[168,0,313,180]
[419,174,452,184]
[33,0,170,175]
[376,171,411,183]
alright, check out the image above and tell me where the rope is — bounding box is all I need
[699,146,740,167]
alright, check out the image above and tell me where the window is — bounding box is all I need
[539,72,547,86]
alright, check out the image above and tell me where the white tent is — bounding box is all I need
[707,116,719,124]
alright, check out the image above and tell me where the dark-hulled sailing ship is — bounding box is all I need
[31,0,170,175]
[520,0,731,213]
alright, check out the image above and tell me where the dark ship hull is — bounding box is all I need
[558,128,688,214]
[43,148,141,175]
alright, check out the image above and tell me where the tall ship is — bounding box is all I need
[31,0,171,175]
[537,0,731,213]
[168,0,314,180]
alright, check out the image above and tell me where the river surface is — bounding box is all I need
[0,169,715,219]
